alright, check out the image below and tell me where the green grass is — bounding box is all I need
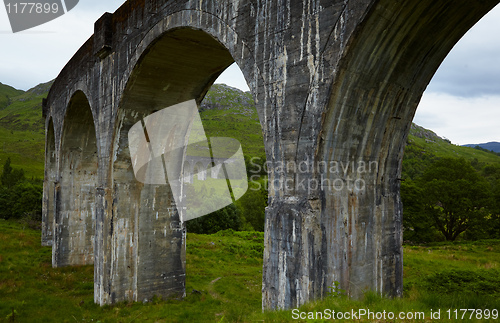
[1,219,499,322]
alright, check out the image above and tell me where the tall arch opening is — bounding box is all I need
[110,27,241,303]
[415,4,500,145]
[55,91,97,267]
[401,4,500,243]
[316,0,498,300]
[42,117,56,246]
[191,69,267,233]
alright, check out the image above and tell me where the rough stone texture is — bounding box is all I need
[43,0,499,308]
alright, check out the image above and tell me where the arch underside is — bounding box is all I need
[316,0,499,300]
[107,27,236,303]
[54,91,97,267]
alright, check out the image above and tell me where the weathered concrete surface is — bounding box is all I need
[43,0,499,308]
[53,91,97,267]
[41,118,55,246]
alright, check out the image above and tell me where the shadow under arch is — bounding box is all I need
[316,0,499,299]
[54,90,98,267]
[42,117,56,246]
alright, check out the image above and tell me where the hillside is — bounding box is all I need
[406,123,500,167]
[0,80,498,179]
[199,84,265,158]
[0,82,50,178]
[0,83,24,110]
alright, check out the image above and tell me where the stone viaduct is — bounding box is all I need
[42,0,499,309]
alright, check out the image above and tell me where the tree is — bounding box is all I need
[1,157,25,189]
[0,158,41,220]
[481,164,500,238]
[401,179,442,242]
[419,158,493,241]
[10,181,43,219]
[186,203,242,234]
[235,178,268,231]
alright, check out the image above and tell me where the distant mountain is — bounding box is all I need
[463,142,500,153]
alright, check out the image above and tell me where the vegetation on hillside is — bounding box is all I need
[0,82,49,178]
[0,158,42,226]
[0,80,499,240]
[0,82,24,110]
[402,127,500,242]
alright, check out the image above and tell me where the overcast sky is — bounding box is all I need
[1,1,498,145]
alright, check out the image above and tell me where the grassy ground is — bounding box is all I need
[1,219,499,322]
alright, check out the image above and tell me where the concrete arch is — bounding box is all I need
[315,0,499,299]
[108,26,245,304]
[42,117,56,246]
[53,90,97,267]
[44,0,500,310]
[94,7,271,305]
[116,9,269,124]
[262,0,500,310]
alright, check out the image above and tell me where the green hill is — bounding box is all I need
[408,123,500,165]
[402,123,500,182]
[0,82,49,178]
[200,84,265,158]
[0,80,498,179]
[0,82,24,110]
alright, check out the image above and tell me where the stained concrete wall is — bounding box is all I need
[43,0,499,308]
[53,91,97,267]
[42,118,56,246]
